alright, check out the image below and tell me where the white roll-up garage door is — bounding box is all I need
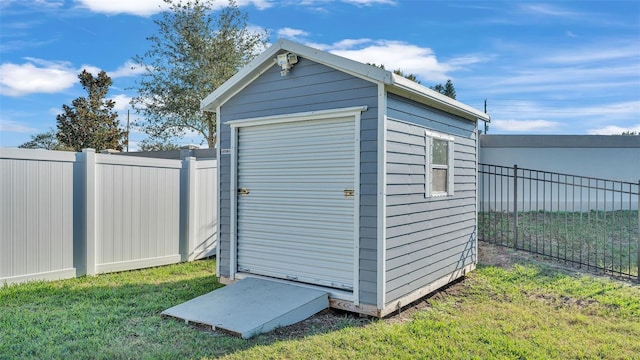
[235,115,356,290]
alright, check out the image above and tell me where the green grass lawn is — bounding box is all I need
[1,248,639,359]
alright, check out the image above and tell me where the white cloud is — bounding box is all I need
[18,0,64,9]
[0,59,150,96]
[327,39,454,82]
[277,27,309,40]
[74,0,166,16]
[464,39,640,108]
[587,124,640,135]
[483,99,639,134]
[110,94,133,111]
[280,38,491,84]
[79,64,102,76]
[331,38,373,50]
[109,60,146,78]
[74,0,272,16]
[237,0,273,10]
[491,119,561,132]
[293,0,395,7]
[447,54,496,68]
[48,107,62,116]
[0,119,37,133]
[0,59,77,96]
[519,4,583,18]
[542,44,639,65]
[577,101,640,118]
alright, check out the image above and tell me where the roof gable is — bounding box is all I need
[201,39,490,122]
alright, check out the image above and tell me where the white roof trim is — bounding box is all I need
[201,39,391,112]
[390,74,490,122]
[201,38,490,123]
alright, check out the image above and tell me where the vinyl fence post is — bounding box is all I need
[513,164,518,250]
[181,157,197,262]
[83,148,97,275]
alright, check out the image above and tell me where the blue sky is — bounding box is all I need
[1,0,639,150]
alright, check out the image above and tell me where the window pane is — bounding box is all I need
[432,139,448,165]
[432,168,447,192]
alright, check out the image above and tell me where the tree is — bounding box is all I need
[431,79,456,99]
[394,69,420,84]
[431,83,444,94]
[56,70,126,152]
[138,138,180,151]
[131,0,267,148]
[620,131,638,135]
[368,63,457,99]
[368,63,421,84]
[19,129,70,150]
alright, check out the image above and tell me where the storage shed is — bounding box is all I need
[201,39,490,317]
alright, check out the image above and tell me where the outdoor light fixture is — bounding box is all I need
[276,53,298,76]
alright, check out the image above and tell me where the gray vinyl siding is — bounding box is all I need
[217,58,379,305]
[385,94,477,304]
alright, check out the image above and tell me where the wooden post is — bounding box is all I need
[637,180,639,282]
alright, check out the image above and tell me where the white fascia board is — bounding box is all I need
[201,39,393,112]
[389,74,491,123]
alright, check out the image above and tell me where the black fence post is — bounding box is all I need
[514,164,519,250]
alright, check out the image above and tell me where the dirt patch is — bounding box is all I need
[227,241,603,340]
[478,240,519,268]
[263,308,371,340]
[477,241,556,269]
[525,292,598,309]
[259,275,473,340]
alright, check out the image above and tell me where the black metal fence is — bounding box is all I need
[478,163,639,281]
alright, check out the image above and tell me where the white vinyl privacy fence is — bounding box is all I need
[1,148,217,285]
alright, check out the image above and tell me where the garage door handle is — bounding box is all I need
[238,188,250,196]
[344,189,354,197]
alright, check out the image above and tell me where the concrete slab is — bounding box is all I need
[161,277,329,338]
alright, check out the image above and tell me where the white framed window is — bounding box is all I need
[425,129,455,197]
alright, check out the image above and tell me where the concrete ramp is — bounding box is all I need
[161,277,329,338]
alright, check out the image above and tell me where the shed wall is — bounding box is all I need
[479,135,640,183]
[218,58,379,304]
[385,94,477,304]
